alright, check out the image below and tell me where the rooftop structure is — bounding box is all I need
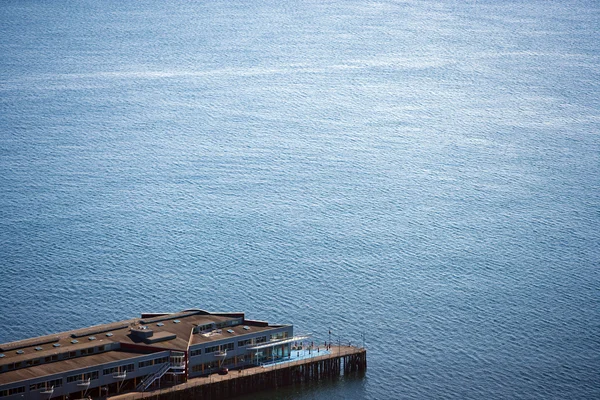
[0,309,294,399]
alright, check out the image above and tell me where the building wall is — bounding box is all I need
[188,325,293,377]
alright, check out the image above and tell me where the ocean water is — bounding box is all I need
[1,0,599,399]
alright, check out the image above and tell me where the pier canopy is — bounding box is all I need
[248,335,311,351]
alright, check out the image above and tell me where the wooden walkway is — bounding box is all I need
[109,346,366,400]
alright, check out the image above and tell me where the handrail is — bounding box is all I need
[136,363,170,392]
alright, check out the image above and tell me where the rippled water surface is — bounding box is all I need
[1,1,599,399]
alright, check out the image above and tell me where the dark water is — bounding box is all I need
[1,1,599,399]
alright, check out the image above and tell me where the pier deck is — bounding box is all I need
[109,346,366,400]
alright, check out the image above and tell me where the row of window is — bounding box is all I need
[193,318,243,334]
[189,336,268,358]
[139,356,168,368]
[0,387,25,397]
[29,378,63,391]
[103,363,134,376]
[190,356,239,373]
[271,332,288,340]
[66,371,98,383]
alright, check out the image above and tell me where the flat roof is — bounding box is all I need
[0,350,143,386]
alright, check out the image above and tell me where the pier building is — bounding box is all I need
[0,309,296,399]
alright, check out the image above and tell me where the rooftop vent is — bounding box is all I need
[227,329,234,334]
[243,326,250,330]
[0,354,4,358]
[53,343,61,348]
[71,323,129,338]
[173,320,181,324]
[16,350,24,355]
[88,336,96,341]
[35,346,43,351]
[106,333,113,337]
[0,337,60,352]
[157,322,164,327]
[71,339,79,344]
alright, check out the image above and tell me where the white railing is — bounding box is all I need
[77,378,91,387]
[113,371,127,379]
[40,386,54,396]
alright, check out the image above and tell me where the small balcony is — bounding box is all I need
[214,350,227,359]
[40,387,54,396]
[113,371,127,380]
[77,378,91,387]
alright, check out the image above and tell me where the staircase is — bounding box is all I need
[136,363,170,392]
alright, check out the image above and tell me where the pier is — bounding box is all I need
[109,346,367,400]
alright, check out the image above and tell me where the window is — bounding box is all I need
[271,332,288,340]
[205,345,219,353]
[197,323,214,332]
[85,371,99,380]
[191,364,203,372]
[97,345,105,352]
[256,336,267,344]
[139,360,153,368]
[8,387,25,395]
[49,378,62,388]
[190,349,201,357]
[224,342,234,351]
[238,339,252,347]
[155,356,168,364]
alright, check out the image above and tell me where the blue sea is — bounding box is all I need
[1,0,599,399]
